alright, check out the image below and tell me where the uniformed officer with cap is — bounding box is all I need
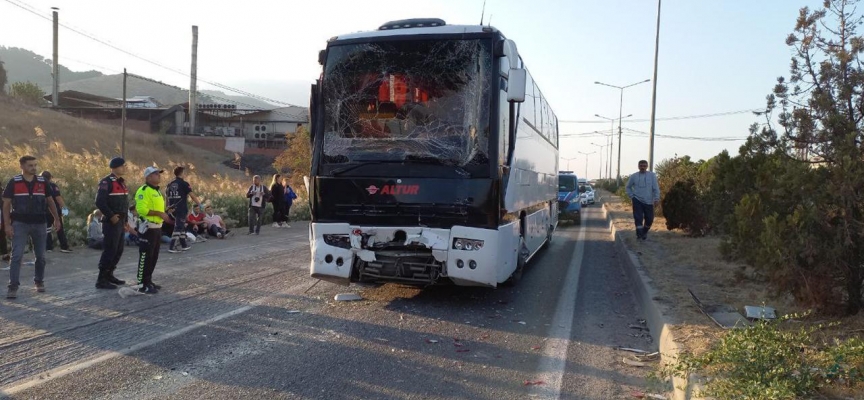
[135,166,171,294]
[94,157,129,289]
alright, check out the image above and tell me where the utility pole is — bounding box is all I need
[596,113,632,182]
[121,68,127,158]
[648,0,662,171]
[595,80,650,185]
[51,7,59,107]
[561,157,577,172]
[189,25,199,136]
[577,151,596,180]
[590,143,606,179]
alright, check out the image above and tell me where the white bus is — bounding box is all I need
[307,18,559,287]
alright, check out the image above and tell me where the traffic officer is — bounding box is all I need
[135,166,170,294]
[94,157,130,289]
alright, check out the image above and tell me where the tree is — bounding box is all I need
[0,59,7,94]
[9,81,45,106]
[751,0,864,314]
[273,126,311,194]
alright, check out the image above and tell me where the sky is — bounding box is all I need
[0,0,827,179]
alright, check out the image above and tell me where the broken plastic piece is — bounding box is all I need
[744,305,777,320]
[615,346,650,354]
[334,293,362,301]
[523,380,545,386]
[425,339,439,344]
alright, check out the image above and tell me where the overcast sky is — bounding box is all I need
[0,0,826,179]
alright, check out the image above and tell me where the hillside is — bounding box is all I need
[0,46,103,91]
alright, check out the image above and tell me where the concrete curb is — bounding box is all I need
[601,201,694,400]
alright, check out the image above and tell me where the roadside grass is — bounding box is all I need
[599,190,864,399]
[0,97,309,246]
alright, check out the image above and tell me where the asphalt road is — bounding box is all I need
[0,206,649,400]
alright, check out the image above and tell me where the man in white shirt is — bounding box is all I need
[203,206,230,239]
[625,160,661,241]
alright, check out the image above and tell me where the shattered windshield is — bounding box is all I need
[321,39,492,167]
[558,176,577,192]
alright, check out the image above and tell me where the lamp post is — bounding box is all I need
[590,142,606,180]
[648,0,662,171]
[595,79,650,184]
[561,157,577,171]
[596,113,632,182]
[577,151,596,180]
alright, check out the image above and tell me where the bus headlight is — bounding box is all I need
[453,238,484,251]
[323,234,351,249]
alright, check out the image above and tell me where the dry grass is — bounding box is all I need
[600,190,864,398]
[0,96,280,244]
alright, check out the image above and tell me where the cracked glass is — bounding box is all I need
[321,39,492,167]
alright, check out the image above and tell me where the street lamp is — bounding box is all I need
[590,142,606,180]
[595,79,650,184]
[648,0,663,171]
[560,156,577,171]
[577,151,596,180]
[596,113,632,182]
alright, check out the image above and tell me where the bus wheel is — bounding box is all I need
[504,239,528,286]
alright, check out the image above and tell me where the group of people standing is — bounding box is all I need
[245,173,297,235]
[2,155,291,300]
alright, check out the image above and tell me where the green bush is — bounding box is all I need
[661,179,706,236]
[662,315,864,399]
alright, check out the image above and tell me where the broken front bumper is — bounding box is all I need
[309,223,501,287]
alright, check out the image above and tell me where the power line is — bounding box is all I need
[3,0,303,108]
[622,127,747,141]
[559,108,765,124]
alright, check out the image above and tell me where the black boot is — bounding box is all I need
[95,271,118,289]
[106,270,126,285]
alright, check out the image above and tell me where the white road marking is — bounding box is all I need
[534,213,588,398]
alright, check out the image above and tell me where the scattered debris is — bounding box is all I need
[181,372,189,376]
[629,324,650,331]
[425,339,439,344]
[634,352,660,362]
[454,342,464,347]
[615,346,650,354]
[622,357,649,367]
[456,349,470,353]
[523,380,545,386]
[531,346,541,350]
[118,286,145,298]
[334,293,363,301]
[154,375,163,380]
[688,289,750,329]
[744,305,777,320]
[631,391,666,399]
[517,321,527,325]
[287,310,301,314]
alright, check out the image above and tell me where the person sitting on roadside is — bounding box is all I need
[87,210,105,249]
[186,203,208,242]
[124,206,140,246]
[203,205,230,239]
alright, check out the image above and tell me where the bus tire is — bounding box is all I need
[504,238,528,286]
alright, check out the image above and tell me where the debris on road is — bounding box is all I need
[615,346,650,354]
[118,286,145,298]
[523,380,545,386]
[622,357,649,367]
[287,310,301,314]
[689,289,750,329]
[531,346,541,351]
[631,391,666,399]
[334,293,362,301]
[456,349,470,353]
[629,324,649,331]
[425,339,438,344]
[517,321,527,325]
[154,375,163,380]
[634,352,660,362]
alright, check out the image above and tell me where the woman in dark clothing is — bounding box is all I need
[270,174,286,228]
[282,176,297,228]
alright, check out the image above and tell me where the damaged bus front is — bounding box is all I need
[308,19,558,287]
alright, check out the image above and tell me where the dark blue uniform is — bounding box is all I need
[166,177,192,250]
[94,174,129,276]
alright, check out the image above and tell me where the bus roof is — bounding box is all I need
[332,24,499,42]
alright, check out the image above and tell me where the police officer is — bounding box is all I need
[166,166,202,253]
[135,166,170,294]
[94,157,129,289]
[2,156,61,299]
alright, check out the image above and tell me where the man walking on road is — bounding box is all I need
[135,167,170,294]
[94,157,130,289]
[2,156,61,299]
[42,171,72,253]
[625,160,660,241]
[166,166,202,253]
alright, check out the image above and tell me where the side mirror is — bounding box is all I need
[507,69,527,103]
[318,50,326,66]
